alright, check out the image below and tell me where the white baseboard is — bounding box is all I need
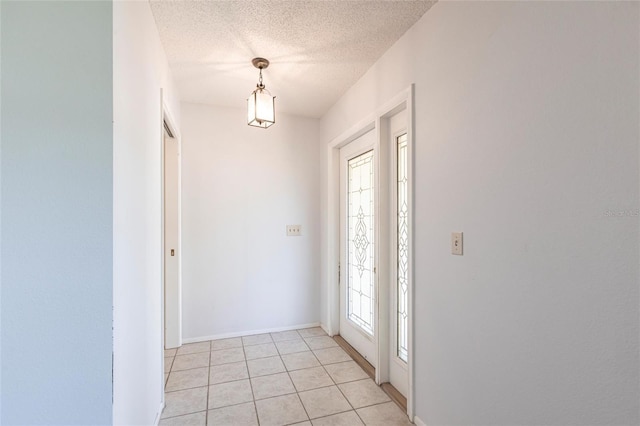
[153,400,165,426]
[413,415,427,426]
[181,322,321,344]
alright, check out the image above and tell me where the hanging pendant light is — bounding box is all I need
[247,57,275,128]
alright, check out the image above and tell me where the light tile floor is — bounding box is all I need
[161,327,413,426]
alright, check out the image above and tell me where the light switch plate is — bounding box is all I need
[287,225,301,236]
[451,232,463,255]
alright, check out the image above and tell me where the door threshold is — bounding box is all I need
[332,335,407,412]
[380,382,407,412]
[333,335,374,378]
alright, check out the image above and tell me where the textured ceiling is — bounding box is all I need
[149,0,436,118]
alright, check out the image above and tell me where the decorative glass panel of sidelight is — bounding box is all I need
[397,134,409,362]
[347,150,375,336]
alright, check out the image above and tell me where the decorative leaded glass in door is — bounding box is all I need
[397,134,409,362]
[347,150,375,336]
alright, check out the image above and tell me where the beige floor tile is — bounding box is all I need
[159,411,206,425]
[177,341,211,355]
[292,422,312,426]
[270,330,302,342]
[172,352,210,371]
[289,367,334,392]
[255,394,308,426]
[338,379,390,409]
[164,348,177,357]
[209,361,248,384]
[251,372,296,400]
[282,351,321,371]
[208,379,254,409]
[244,342,279,360]
[356,402,413,426]
[298,386,352,419]
[207,402,258,426]
[275,340,310,355]
[166,367,209,391]
[242,333,273,346]
[323,361,369,384]
[165,357,174,373]
[247,356,286,377]
[298,327,327,338]
[311,410,364,426]
[210,347,245,365]
[312,347,352,365]
[162,387,208,419]
[210,337,242,351]
[304,336,338,350]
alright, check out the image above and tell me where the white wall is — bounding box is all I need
[113,2,181,424]
[320,2,639,424]
[1,1,113,424]
[181,103,320,340]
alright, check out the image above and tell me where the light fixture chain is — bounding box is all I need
[258,67,264,88]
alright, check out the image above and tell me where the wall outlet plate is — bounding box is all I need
[451,232,463,255]
[287,225,301,236]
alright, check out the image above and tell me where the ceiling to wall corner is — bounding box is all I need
[149,0,436,119]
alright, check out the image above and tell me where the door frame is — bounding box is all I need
[324,85,415,419]
[160,89,182,355]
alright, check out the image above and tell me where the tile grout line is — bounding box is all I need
[164,376,375,398]
[160,409,207,421]
[164,384,212,394]
[298,332,368,424]
[164,357,174,388]
[316,334,371,425]
[167,363,210,374]
[276,329,311,424]
[288,369,312,423]
[169,350,210,375]
[314,343,365,424]
[205,340,212,425]
[167,367,208,373]
[242,339,261,426]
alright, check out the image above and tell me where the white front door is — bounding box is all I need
[339,129,377,366]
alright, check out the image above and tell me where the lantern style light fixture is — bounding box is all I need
[247,57,275,128]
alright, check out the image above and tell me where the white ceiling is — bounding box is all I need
[149,0,436,118]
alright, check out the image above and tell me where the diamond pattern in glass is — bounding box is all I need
[397,134,409,362]
[347,150,374,336]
